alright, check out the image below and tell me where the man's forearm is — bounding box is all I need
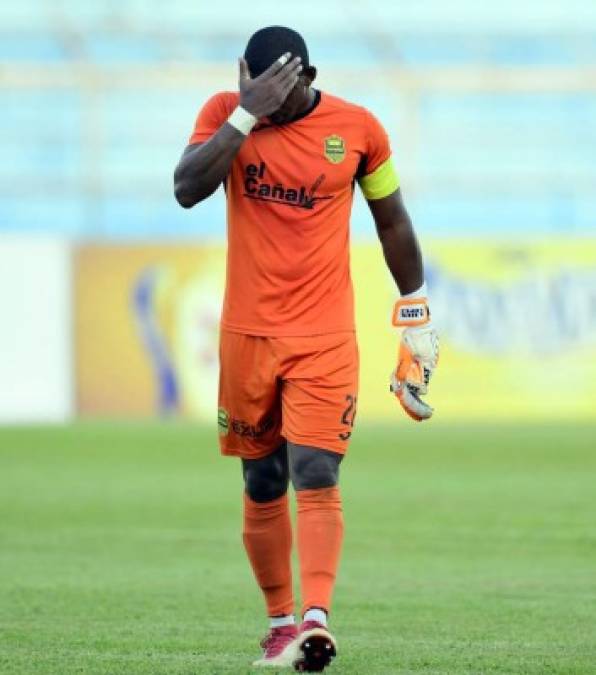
[368,190,424,295]
[174,123,246,208]
[369,192,423,295]
[378,217,424,295]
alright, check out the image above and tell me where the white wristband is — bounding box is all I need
[227,106,257,136]
[401,281,427,300]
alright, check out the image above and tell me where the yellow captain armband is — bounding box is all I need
[358,157,400,201]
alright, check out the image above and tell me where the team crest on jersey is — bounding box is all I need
[324,135,346,164]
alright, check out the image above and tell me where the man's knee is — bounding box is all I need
[288,443,343,491]
[242,443,289,502]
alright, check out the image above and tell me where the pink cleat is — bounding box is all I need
[294,621,337,672]
[252,624,299,668]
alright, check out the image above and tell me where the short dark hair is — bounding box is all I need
[244,26,310,78]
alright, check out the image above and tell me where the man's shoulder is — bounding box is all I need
[203,91,240,112]
[320,92,389,146]
[320,91,369,118]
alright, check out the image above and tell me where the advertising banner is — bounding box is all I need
[75,239,596,421]
[356,238,596,421]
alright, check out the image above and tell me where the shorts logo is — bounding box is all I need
[324,135,346,164]
[231,416,275,439]
[217,407,229,436]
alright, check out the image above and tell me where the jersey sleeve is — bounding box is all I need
[188,92,239,145]
[357,109,400,201]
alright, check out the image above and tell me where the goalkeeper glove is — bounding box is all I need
[390,287,439,421]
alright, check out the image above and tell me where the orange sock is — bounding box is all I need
[242,492,294,617]
[296,486,344,616]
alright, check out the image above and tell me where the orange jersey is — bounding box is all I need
[189,90,396,336]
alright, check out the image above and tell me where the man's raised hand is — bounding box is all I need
[238,52,303,119]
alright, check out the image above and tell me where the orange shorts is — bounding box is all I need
[218,330,359,460]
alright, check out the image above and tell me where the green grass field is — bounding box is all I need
[1,422,595,674]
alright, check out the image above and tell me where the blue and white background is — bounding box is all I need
[1,1,595,422]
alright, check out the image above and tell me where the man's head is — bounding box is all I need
[244,26,317,125]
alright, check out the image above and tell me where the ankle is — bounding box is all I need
[303,607,327,626]
[270,614,296,629]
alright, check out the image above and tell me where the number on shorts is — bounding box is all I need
[339,394,357,441]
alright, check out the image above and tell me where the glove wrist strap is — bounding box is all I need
[392,297,431,327]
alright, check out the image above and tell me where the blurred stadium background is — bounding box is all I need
[1,0,595,423]
[1,2,595,673]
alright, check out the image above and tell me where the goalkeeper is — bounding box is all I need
[174,25,439,672]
